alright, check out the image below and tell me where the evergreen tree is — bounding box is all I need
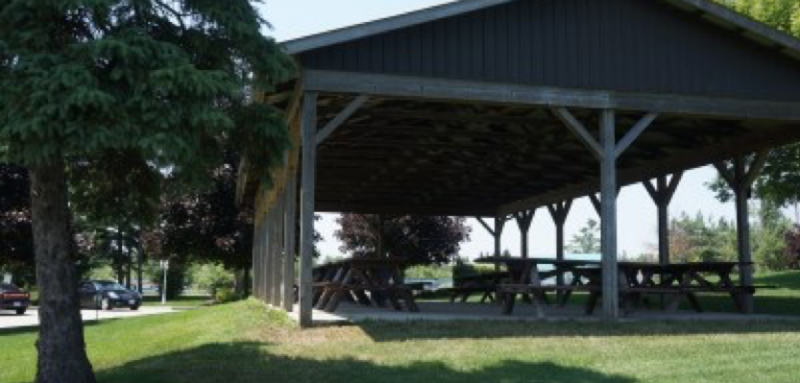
[0,1,293,382]
[567,219,601,254]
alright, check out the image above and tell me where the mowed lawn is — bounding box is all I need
[1,272,799,383]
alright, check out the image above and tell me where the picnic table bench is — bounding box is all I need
[443,271,510,303]
[311,257,420,313]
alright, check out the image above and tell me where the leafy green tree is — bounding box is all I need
[70,151,162,288]
[669,212,737,262]
[567,219,601,254]
[0,1,293,381]
[711,1,800,209]
[719,0,800,33]
[752,201,793,269]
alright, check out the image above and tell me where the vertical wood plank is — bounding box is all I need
[283,171,297,312]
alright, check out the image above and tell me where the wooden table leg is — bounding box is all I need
[315,267,346,310]
[502,292,517,315]
[585,291,600,315]
[324,269,353,312]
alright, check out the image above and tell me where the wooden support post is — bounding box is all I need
[251,221,259,300]
[514,210,535,258]
[299,92,318,328]
[282,171,297,312]
[494,215,507,257]
[554,107,657,321]
[269,208,278,306]
[589,194,601,216]
[476,216,507,256]
[257,220,264,301]
[547,199,572,287]
[599,110,619,320]
[643,172,683,265]
[275,195,286,308]
[265,209,273,305]
[714,151,768,314]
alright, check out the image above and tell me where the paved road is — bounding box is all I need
[0,306,179,330]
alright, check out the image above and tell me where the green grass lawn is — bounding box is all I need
[2,298,800,383]
[2,271,799,383]
[141,295,212,308]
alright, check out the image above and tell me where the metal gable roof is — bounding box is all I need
[283,0,800,61]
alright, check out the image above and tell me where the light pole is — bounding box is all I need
[160,260,169,305]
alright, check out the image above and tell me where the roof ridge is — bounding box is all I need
[283,0,800,63]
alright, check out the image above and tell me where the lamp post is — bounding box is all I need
[160,260,169,305]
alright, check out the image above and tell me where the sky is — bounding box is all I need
[255,0,741,260]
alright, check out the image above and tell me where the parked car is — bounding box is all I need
[78,281,142,311]
[0,283,31,315]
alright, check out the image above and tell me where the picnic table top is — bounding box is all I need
[474,257,749,271]
[314,257,412,270]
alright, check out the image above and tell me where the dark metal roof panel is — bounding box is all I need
[296,0,800,102]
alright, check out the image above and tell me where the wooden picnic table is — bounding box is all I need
[579,261,753,314]
[312,257,420,313]
[476,257,754,316]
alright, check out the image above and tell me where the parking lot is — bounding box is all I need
[0,306,178,330]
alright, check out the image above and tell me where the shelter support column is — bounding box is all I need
[514,210,535,258]
[264,210,271,305]
[270,207,279,305]
[643,173,683,264]
[714,151,768,314]
[282,171,297,312]
[547,199,572,287]
[275,192,286,308]
[598,111,619,320]
[554,107,657,321]
[298,92,318,328]
[251,220,261,300]
[477,215,508,257]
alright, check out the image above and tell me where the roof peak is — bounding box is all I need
[283,0,800,62]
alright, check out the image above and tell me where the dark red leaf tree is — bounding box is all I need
[0,164,34,283]
[335,215,470,266]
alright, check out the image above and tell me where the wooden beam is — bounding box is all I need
[666,171,684,203]
[476,217,495,236]
[742,150,769,188]
[497,126,800,216]
[316,95,369,145]
[714,161,736,188]
[614,113,658,158]
[304,70,800,121]
[552,107,603,160]
[589,194,601,216]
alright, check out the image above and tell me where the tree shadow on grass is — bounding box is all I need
[343,315,800,342]
[93,341,637,383]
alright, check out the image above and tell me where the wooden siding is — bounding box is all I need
[298,0,800,102]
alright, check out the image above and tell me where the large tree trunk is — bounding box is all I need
[30,158,96,383]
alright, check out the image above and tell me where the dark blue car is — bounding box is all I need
[79,280,142,311]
